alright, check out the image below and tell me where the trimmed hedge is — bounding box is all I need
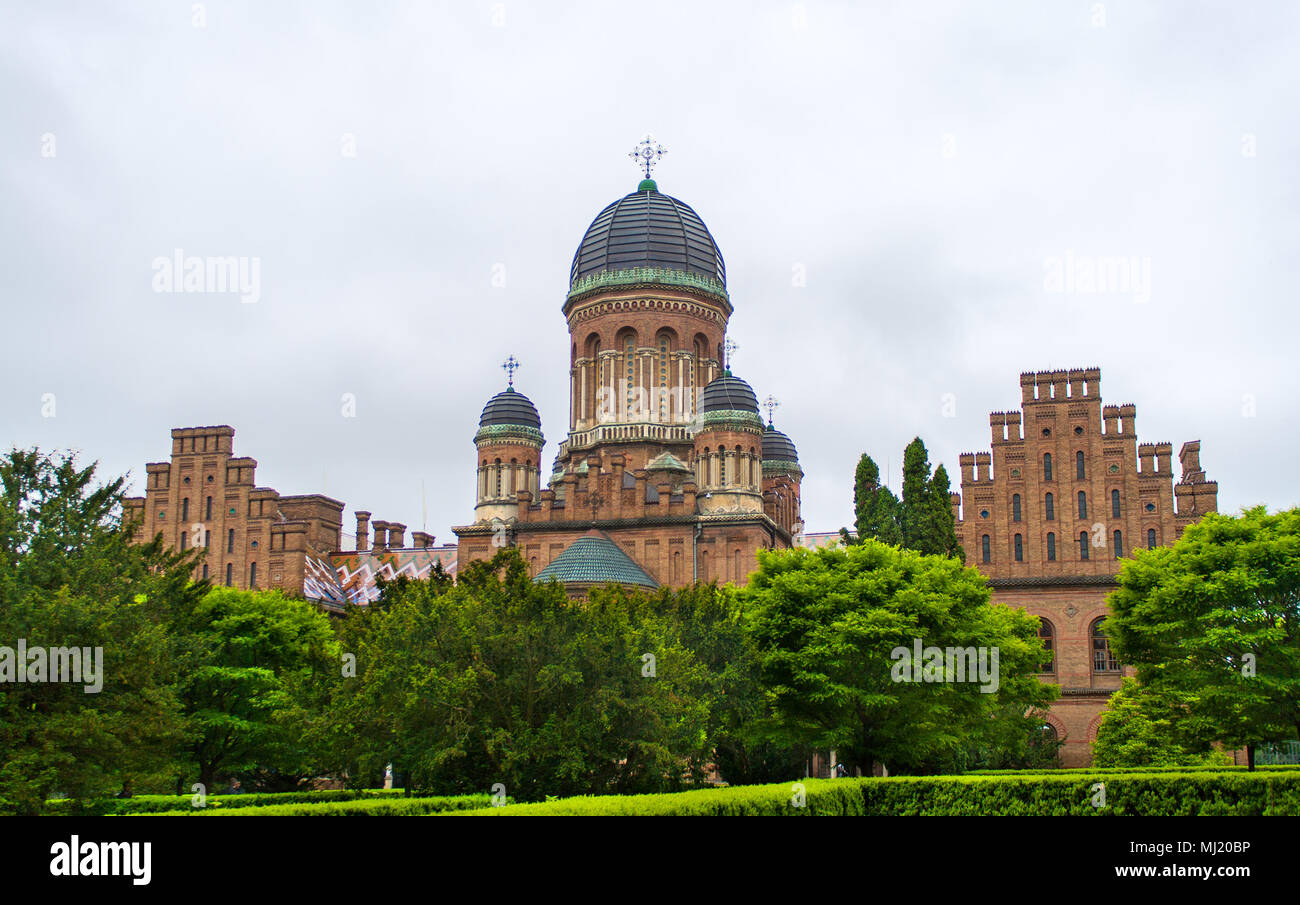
[157,793,493,816]
[965,765,1298,775]
[46,788,405,816]
[451,772,1300,816]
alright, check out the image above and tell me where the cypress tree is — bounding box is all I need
[900,437,932,550]
[850,453,902,545]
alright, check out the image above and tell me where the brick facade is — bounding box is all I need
[954,368,1219,765]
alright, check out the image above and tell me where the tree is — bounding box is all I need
[174,586,338,791]
[1092,678,1229,768]
[900,437,932,550]
[325,548,714,800]
[744,540,1056,774]
[0,449,201,813]
[927,464,965,562]
[849,454,902,546]
[1106,507,1300,770]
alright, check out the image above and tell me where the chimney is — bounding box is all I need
[412,530,433,549]
[371,520,390,551]
[355,511,371,552]
[388,522,406,550]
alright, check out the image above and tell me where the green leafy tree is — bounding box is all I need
[745,540,1056,774]
[0,449,201,814]
[847,453,902,546]
[1092,678,1229,768]
[326,549,714,800]
[1106,507,1300,769]
[174,586,338,791]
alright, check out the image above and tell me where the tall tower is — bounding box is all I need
[455,137,804,590]
[472,361,544,526]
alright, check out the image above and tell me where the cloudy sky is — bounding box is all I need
[3,0,1297,545]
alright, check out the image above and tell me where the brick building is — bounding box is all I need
[953,367,1219,765]
[453,168,804,588]
[123,425,458,610]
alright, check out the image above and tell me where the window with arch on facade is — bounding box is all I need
[225,563,233,587]
[1045,492,1054,521]
[1113,530,1123,560]
[249,562,258,589]
[1111,489,1121,519]
[981,534,991,563]
[1043,453,1053,481]
[1077,491,1087,519]
[1012,494,1021,522]
[1014,533,1023,562]
[1147,528,1157,549]
[1038,619,1055,673]
[1076,451,1086,480]
[1079,531,1090,560]
[1091,618,1120,672]
[1047,532,1056,561]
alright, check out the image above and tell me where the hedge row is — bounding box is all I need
[46,788,405,816]
[155,793,493,816]
[965,765,1298,776]
[451,772,1300,816]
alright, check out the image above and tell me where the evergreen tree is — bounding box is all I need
[927,464,965,562]
[900,438,933,551]
[850,453,902,545]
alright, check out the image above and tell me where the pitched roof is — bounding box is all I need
[534,531,659,590]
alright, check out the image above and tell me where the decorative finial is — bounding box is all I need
[502,355,520,388]
[723,338,739,371]
[764,395,779,427]
[629,134,667,181]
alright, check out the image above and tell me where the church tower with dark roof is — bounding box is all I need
[454,138,803,590]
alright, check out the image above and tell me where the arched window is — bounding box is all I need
[249,562,258,589]
[625,338,637,418]
[1111,489,1120,519]
[1046,532,1056,561]
[1147,528,1157,549]
[1076,451,1086,480]
[1113,530,1123,560]
[1039,620,1055,673]
[182,497,190,521]
[202,564,208,580]
[981,534,991,563]
[1014,534,1023,562]
[205,496,213,520]
[1043,453,1053,481]
[1045,492,1054,521]
[719,453,727,487]
[1012,494,1022,522]
[1077,491,1087,519]
[180,532,187,552]
[1079,531,1090,561]
[657,333,670,420]
[1092,619,1119,672]
[227,529,234,553]
[225,563,233,586]
[494,458,502,498]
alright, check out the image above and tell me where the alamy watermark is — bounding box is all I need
[0,640,103,693]
[890,639,1000,693]
[151,248,261,304]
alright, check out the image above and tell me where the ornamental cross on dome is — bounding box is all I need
[764,395,779,426]
[502,355,520,387]
[724,338,739,370]
[629,134,667,179]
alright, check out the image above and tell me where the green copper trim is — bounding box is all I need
[762,459,803,478]
[473,424,545,446]
[566,266,729,304]
[699,409,764,432]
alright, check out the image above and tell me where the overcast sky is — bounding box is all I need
[3,0,1297,546]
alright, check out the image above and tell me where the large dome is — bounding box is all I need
[478,387,541,429]
[700,374,759,414]
[569,181,725,288]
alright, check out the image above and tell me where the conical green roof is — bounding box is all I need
[535,531,659,590]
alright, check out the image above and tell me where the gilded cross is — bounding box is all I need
[502,355,520,387]
[764,395,779,426]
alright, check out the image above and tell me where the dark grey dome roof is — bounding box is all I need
[700,374,759,413]
[570,184,725,287]
[478,387,541,428]
[763,426,799,463]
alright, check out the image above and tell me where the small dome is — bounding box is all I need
[700,374,759,414]
[570,185,725,288]
[762,426,799,463]
[478,386,541,428]
[535,531,660,590]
